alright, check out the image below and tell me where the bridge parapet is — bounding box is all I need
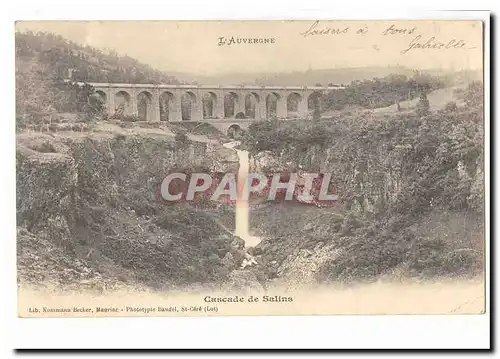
[85,81,343,91]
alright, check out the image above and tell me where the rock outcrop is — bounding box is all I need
[16,126,243,291]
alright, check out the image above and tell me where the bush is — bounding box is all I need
[416,93,430,117]
[445,101,458,112]
[174,132,190,147]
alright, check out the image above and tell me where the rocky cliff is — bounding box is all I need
[16,125,252,292]
[245,110,484,285]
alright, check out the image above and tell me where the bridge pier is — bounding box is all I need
[276,98,287,119]
[192,100,203,121]
[152,90,160,122]
[298,98,309,118]
[106,88,115,116]
[235,96,246,117]
[130,89,138,117]
[171,100,182,122]
[256,101,266,121]
[214,99,225,119]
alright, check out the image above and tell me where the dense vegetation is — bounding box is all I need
[320,72,445,111]
[15,31,180,128]
[243,81,484,282]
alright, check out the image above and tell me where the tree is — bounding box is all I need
[461,81,483,108]
[416,92,430,117]
[444,101,458,112]
[16,59,56,116]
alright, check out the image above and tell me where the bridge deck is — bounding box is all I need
[68,80,344,91]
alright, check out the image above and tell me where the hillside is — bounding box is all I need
[170,67,416,86]
[372,86,466,114]
[15,31,181,84]
[241,81,484,284]
[174,67,482,86]
[15,31,184,125]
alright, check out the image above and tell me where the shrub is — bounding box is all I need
[444,101,458,112]
[174,132,190,147]
[416,93,430,117]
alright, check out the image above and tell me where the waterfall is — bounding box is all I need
[223,141,261,248]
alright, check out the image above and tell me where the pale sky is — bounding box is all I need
[16,20,483,75]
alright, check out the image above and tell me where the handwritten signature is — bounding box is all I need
[401,35,473,54]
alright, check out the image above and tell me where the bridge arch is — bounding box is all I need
[159,91,175,121]
[308,91,323,120]
[202,92,217,119]
[287,92,302,118]
[265,92,281,119]
[137,90,154,121]
[114,90,132,116]
[181,91,197,121]
[224,92,239,118]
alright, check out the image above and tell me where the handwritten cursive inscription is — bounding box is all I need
[298,21,475,56]
[401,35,471,54]
[300,21,350,37]
[382,24,417,36]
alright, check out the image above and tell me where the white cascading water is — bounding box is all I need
[223,141,261,248]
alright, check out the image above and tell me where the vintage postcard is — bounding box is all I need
[15,20,486,318]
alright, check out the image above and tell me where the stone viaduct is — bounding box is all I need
[88,82,342,136]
